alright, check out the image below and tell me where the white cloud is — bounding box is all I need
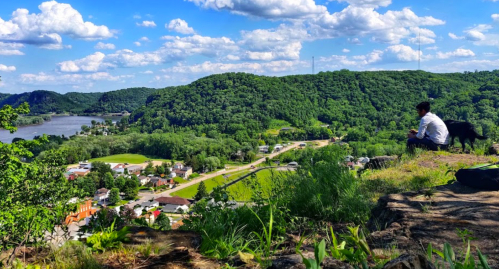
[348,38,362,44]
[163,60,305,74]
[332,0,392,8]
[185,0,328,19]
[384,44,420,62]
[310,7,444,44]
[464,24,491,41]
[426,46,438,50]
[239,24,307,60]
[139,37,150,42]
[107,49,164,67]
[428,59,499,73]
[0,64,16,72]
[133,15,141,19]
[167,19,195,34]
[163,35,238,58]
[436,48,475,59]
[134,42,142,47]
[136,21,157,27]
[0,42,24,55]
[342,48,350,53]
[57,52,113,72]
[94,42,115,50]
[0,1,113,48]
[449,33,464,40]
[141,70,154,74]
[492,14,499,22]
[19,72,131,85]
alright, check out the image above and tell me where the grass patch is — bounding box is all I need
[228,169,293,201]
[173,177,189,184]
[88,154,170,164]
[361,151,498,200]
[171,170,250,198]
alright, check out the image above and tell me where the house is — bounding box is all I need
[150,177,174,188]
[358,157,370,164]
[320,125,330,128]
[112,164,126,174]
[173,166,193,180]
[134,206,144,217]
[67,168,90,177]
[274,144,283,152]
[169,171,177,178]
[345,155,354,162]
[94,188,110,202]
[173,163,184,170]
[162,204,189,213]
[287,162,299,167]
[127,165,143,175]
[78,163,92,170]
[138,176,150,186]
[65,199,97,225]
[141,201,159,211]
[155,196,191,207]
[64,172,76,181]
[258,145,269,153]
[281,127,293,131]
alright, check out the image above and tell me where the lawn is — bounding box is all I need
[228,169,292,201]
[171,170,250,199]
[88,154,170,164]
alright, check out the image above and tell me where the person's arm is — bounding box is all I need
[416,117,429,139]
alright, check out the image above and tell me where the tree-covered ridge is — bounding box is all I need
[0,87,158,115]
[129,70,499,137]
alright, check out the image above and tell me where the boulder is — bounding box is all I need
[382,254,435,269]
[364,156,398,170]
[489,144,499,155]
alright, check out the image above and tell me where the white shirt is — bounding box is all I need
[416,112,449,145]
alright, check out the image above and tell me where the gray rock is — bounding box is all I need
[382,254,435,269]
[364,156,398,170]
[489,144,499,155]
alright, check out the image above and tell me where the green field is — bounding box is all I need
[171,168,292,201]
[171,170,250,199]
[88,154,171,164]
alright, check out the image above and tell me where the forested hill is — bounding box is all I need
[129,70,499,137]
[0,87,158,114]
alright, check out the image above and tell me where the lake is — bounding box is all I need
[0,116,122,143]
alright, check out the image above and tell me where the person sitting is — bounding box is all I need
[407,102,449,152]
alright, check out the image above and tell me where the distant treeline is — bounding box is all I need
[14,114,51,127]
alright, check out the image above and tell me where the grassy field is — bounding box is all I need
[88,154,170,164]
[171,169,250,199]
[228,169,294,201]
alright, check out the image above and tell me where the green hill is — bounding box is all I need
[128,70,499,139]
[0,87,158,115]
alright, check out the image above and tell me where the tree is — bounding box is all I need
[104,172,115,189]
[156,165,166,175]
[81,125,90,133]
[194,181,208,200]
[0,103,78,259]
[76,177,97,197]
[204,156,221,172]
[144,161,155,175]
[108,188,121,205]
[115,176,126,191]
[91,161,114,178]
[123,178,139,200]
[154,213,171,231]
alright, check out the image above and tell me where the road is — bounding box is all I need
[128,140,330,207]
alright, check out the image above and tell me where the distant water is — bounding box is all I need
[0,116,121,143]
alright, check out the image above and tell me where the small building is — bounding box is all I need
[358,157,370,164]
[287,162,299,167]
[174,166,193,180]
[274,144,283,152]
[67,168,90,177]
[169,171,177,178]
[127,165,143,175]
[258,145,270,153]
[64,172,76,181]
[134,206,144,217]
[141,201,159,211]
[173,163,184,170]
[162,204,189,213]
[155,196,191,207]
[281,127,293,131]
[138,176,150,186]
[94,188,110,202]
[150,177,174,188]
[112,164,127,174]
[65,199,96,225]
[78,163,92,170]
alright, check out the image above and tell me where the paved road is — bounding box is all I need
[127,140,329,207]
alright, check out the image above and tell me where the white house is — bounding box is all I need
[274,144,283,152]
[141,201,159,211]
[134,207,144,217]
[138,176,150,186]
[258,145,269,153]
[94,188,110,203]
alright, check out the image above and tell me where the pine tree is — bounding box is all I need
[194,181,208,200]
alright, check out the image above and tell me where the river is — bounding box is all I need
[0,116,122,143]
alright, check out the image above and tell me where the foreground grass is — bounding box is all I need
[228,169,281,201]
[88,154,170,164]
[361,151,498,200]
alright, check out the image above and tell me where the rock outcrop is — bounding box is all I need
[364,156,398,170]
[489,144,499,155]
[368,183,499,267]
[382,254,435,269]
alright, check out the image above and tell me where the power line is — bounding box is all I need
[418,31,421,70]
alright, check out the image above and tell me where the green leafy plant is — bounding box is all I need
[296,239,327,269]
[427,242,491,269]
[86,219,130,252]
[246,204,281,269]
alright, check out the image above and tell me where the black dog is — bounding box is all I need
[444,120,487,151]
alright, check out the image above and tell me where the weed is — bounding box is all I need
[427,242,491,269]
[246,205,281,269]
[420,202,431,213]
[86,220,130,252]
[296,239,326,269]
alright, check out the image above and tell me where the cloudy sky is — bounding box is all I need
[1,0,499,93]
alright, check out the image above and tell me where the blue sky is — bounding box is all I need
[0,0,499,93]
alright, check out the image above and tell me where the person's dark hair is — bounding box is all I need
[416,102,430,112]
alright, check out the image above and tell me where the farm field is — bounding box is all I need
[88,154,171,164]
[171,169,250,198]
